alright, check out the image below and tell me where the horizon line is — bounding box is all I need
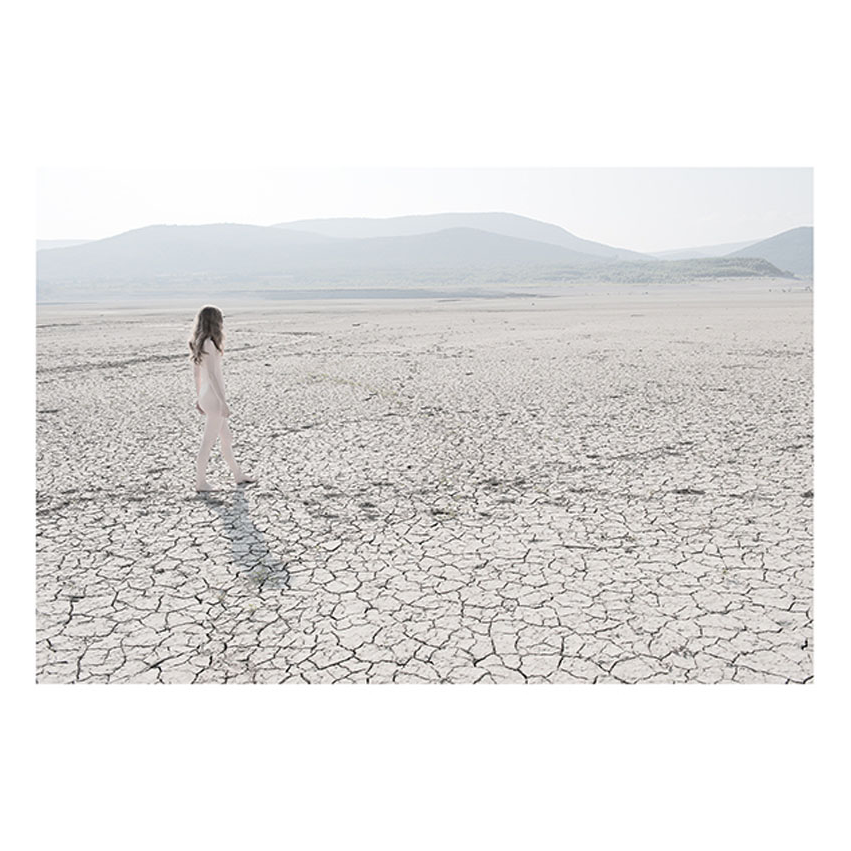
[36,214,814,256]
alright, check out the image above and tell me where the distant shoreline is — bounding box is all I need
[35,278,813,319]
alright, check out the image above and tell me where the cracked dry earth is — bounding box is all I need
[36,289,813,683]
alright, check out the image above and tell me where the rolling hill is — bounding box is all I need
[652,239,760,260]
[37,224,336,281]
[275,212,648,261]
[725,226,813,277]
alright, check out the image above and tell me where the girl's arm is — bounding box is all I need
[204,340,229,405]
[193,359,201,395]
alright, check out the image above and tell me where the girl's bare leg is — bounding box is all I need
[221,419,256,483]
[219,419,242,478]
[196,413,223,490]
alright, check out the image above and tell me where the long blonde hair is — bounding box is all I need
[188,305,224,364]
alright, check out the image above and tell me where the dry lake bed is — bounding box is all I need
[36,282,813,683]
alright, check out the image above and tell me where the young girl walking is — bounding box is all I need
[189,305,256,492]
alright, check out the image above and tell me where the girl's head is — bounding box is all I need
[188,305,224,363]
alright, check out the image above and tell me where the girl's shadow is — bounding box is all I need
[203,486,290,591]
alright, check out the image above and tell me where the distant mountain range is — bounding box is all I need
[36,215,810,300]
[275,212,646,261]
[36,222,608,282]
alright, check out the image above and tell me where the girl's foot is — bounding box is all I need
[195,481,214,492]
[235,472,256,485]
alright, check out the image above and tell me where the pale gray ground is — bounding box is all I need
[36,284,813,683]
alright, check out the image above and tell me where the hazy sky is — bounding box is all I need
[37,167,812,253]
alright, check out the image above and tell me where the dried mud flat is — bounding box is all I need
[36,285,813,683]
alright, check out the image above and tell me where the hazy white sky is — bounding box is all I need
[37,167,812,253]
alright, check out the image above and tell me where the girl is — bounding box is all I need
[189,305,255,492]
